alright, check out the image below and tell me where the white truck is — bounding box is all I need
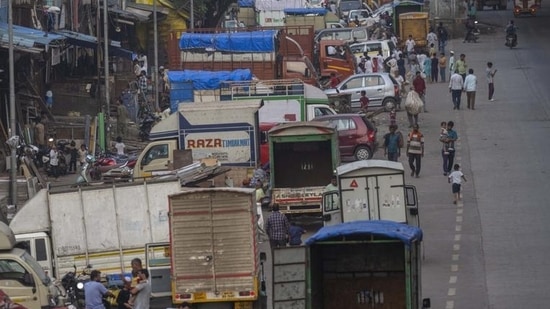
[10,179,184,297]
[322,160,420,226]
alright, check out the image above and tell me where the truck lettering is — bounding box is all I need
[186,138,250,148]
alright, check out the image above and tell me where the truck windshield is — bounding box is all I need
[20,251,50,286]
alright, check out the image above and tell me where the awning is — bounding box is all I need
[0,23,65,53]
[55,29,135,59]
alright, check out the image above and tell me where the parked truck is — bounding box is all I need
[10,179,184,298]
[272,220,430,309]
[283,8,341,31]
[167,188,265,308]
[399,12,429,52]
[0,222,65,309]
[322,160,420,227]
[135,100,262,179]
[269,122,340,216]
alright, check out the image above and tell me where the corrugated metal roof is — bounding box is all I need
[55,29,134,59]
[0,22,64,48]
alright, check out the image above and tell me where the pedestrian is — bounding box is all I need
[439,52,447,82]
[265,203,290,249]
[448,164,467,204]
[288,222,306,246]
[422,52,431,82]
[45,86,53,110]
[116,281,132,309]
[130,269,151,309]
[49,144,59,181]
[397,54,406,79]
[325,175,338,192]
[117,99,128,138]
[359,90,369,113]
[412,71,427,112]
[329,72,339,88]
[430,53,439,83]
[440,121,458,176]
[78,144,88,168]
[138,71,148,95]
[449,71,464,110]
[392,70,405,110]
[440,121,450,154]
[383,124,403,162]
[463,68,477,109]
[427,28,438,51]
[114,136,126,155]
[448,51,455,77]
[455,54,468,80]
[409,59,421,79]
[34,117,45,149]
[406,124,424,178]
[376,51,385,73]
[486,62,497,101]
[365,56,374,73]
[133,59,141,77]
[69,141,78,173]
[357,57,366,74]
[84,270,115,309]
[417,52,427,73]
[405,35,416,59]
[437,22,448,53]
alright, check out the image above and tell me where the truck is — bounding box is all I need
[167,188,265,308]
[398,12,429,52]
[322,160,420,227]
[9,179,184,296]
[283,8,341,31]
[272,220,430,309]
[477,0,508,10]
[269,122,340,216]
[0,222,64,309]
[135,100,262,179]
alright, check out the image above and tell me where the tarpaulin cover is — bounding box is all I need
[238,0,255,7]
[179,30,277,52]
[284,8,328,15]
[167,69,253,90]
[305,220,422,248]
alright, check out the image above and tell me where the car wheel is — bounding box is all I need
[383,98,397,111]
[354,146,373,160]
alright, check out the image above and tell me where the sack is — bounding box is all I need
[420,72,427,79]
[405,90,424,115]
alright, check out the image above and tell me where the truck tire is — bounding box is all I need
[354,146,373,160]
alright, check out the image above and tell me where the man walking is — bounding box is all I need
[439,52,447,82]
[413,71,427,112]
[437,22,448,53]
[405,35,416,59]
[406,124,424,178]
[486,62,497,101]
[448,51,455,77]
[266,204,290,249]
[463,69,478,109]
[455,54,468,80]
[449,71,464,110]
[383,125,403,162]
[441,121,458,176]
[130,269,151,309]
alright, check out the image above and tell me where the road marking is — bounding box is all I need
[456,225,462,232]
[452,254,460,261]
[454,234,461,241]
[457,208,463,214]
[453,244,460,251]
[448,287,456,296]
[456,216,463,222]
[446,300,455,309]
[451,264,459,272]
[449,276,457,284]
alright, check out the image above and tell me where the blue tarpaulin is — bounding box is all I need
[238,0,255,7]
[284,8,328,15]
[305,220,423,248]
[179,30,277,52]
[167,69,253,90]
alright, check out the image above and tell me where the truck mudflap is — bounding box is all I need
[272,246,307,309]
[272,187,324,214]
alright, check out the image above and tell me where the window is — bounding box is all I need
[35,239,47,262]
[0,259,33,286]
[324,193,340,212]
[314,107,334,117]
[365,76,383,87]
[332,118,356,131]
[141,144,169,166]
[342,77,363,90]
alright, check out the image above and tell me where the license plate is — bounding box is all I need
[194,292,206,300]
[234,302,253,309]
[222,291,235,298]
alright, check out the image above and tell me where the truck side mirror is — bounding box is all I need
[422,298,431,308]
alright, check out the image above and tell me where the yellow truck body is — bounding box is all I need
[399,12,429,51]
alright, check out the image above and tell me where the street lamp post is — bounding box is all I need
[9,0,18,206]
[153,0,159,112]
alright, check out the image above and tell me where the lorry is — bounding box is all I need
[283,8,341,31]
[269,122,340,216]
[0,222,64,309]
[10,179,184,297]
[136,100,262,179]
[398,12,429,52]
[272,220,430,309]
[477,0,508,10]
[322,160,420,227]
[167,188,265,308]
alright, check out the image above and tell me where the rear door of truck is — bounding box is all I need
[272,246,307,309]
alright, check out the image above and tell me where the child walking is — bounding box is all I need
[448,164,467,204]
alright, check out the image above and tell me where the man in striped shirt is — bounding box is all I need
[406,124,424,178]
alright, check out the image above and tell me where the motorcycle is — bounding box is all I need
[89,152,137,181]
[138,113,160,141]
[464,20,480,43]
[61,265,92,309]
[505,33,517,48]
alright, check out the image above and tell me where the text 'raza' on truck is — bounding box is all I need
[272,220,431,309]
[135,100,262,179]
[269,121,340,217]
[322,160,420,227]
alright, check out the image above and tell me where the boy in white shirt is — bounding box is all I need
[448,164,467,204]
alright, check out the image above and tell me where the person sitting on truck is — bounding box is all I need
[85,270,115,309]
[325,176,338,192]
[266,204,290,249]
[288,222,306,246]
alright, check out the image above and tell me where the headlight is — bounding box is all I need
[76,282,84,290]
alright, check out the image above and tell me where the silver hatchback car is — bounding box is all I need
[324,73,400,110]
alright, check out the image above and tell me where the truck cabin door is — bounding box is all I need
[0,259,42,309]
[322,190,342,226]
[405,185,420,227]
[272,246,307,309]
[139,143,171,176]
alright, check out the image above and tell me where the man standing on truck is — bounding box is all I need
[85,270,115,309]
[325,175,338,192]
[266,204,290,249]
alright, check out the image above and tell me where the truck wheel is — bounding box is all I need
[354,146,373,160]
[383,98,397,111]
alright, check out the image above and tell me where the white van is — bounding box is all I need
[349,39,397,61]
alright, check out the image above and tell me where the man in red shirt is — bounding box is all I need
[412,71,427,112]
[359,90,369,112]
[330,72,340,88]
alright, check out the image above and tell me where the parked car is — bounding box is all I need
[324,72,400,110]
[313,113,377,161]
[350,39,397,61]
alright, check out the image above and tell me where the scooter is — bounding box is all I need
[464,21,480,43]
[505,34,517,48]
[75,155,94,186]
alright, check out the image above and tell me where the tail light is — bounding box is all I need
[238,290,255,297]
[367,129,376,142]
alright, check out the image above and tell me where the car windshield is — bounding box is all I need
[20,251,50,286]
